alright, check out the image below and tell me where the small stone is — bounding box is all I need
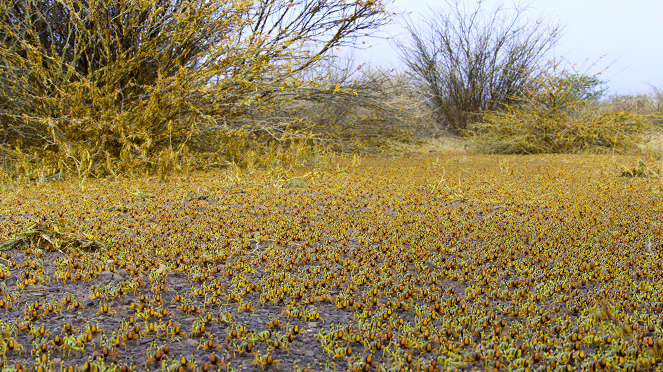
[167,271,184,279]
[30,285,48,295]
[51,358,62,366]
[46,318,59,325]
[307,322,318,328]
[304,350,315,357]
[112,272,123,280]
[185,339,199,347]
[97,271,113,282]
[83,296,95,307]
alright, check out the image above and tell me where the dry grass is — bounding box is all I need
[640,131,663,154]
[396,137,470,155]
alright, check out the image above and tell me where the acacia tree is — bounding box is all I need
[396,0,562,135]
[0,0,391,177]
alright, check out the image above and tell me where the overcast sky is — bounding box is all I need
[348,0,663,96]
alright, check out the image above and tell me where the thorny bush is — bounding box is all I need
[0,0,391,179]
[470,64,659,154]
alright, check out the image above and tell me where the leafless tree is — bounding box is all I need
[396,0,562,135]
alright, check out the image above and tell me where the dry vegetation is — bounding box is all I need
[0,0,393,179]
[1,152,663,372]
[2,1,663,371]
[469,66,659,155]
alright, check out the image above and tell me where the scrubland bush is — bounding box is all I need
[0,0,391,180]
[470,65,658,154]
[606,87,663,128]
[286,56,435,154]
[396,0,561,136]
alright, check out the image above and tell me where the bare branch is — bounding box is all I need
[395,0,562,135]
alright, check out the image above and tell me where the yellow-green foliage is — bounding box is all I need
[471,66,657,154]
[0,153,662,371]
[0,0,390,179]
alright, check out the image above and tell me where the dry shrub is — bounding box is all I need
[396,0,561,135]
[470,65,657,154]
[607,88,663,129]
[0,0,391,181]
[288,57,435,154]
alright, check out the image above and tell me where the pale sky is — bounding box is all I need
[349,0,663,96]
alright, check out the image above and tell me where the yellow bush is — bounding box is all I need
[470,65,656,154]
[0,0,390,179]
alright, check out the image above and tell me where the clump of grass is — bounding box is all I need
[0,218,105,253]
[615,159,662,178]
